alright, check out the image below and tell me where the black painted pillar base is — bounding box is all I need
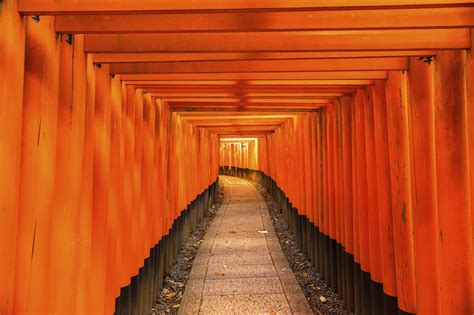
[114,180,219,315]
[221,167,416,315]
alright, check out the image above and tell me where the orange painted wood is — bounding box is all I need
[84,29,470,53]
[48,33,85,314]
[90,63,112,314]
[95,53,431,64]
[55,7,474,33]
[5,2,474,314]
[371,80,397,297]
[0,1,25,313]
[407,57,442,315]
[109,58,408,74]
[335,100,344,245]
[328,105,337,240]
[169,104,325,112]
[121,84,136,282]
[310,113,319,226]
[434,51,473,314]
[163,98,333,104]
[19,0,474,15]
[364,86,383,283]
[141,87,356,94]
[341,96,354,255]
[75,54,97,315]
[132,89,145,273]
[350,94,360,263]
[354,89,370,271]
[119,71,388,81]
[468,31,474,311]
[315,112,323,232]
[385,71,417,312]
[105,74,126,312]
[304,114,314,223]
[13,16,59,315]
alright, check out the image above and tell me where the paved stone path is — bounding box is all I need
[179,176,312,314]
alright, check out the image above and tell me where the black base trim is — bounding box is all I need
[114,179,219,315]
[221,166,414,315]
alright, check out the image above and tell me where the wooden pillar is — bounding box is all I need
[90,64,112,314]
[434,51,473,315]
[13,16,58,315]
[385,70,417,313]
[372,80,398,300]
[0,1,25,313]
[407,56,442,315]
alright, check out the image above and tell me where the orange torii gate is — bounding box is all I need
[1,1,474,314]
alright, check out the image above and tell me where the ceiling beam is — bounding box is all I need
[93,52,434,63]
[176,111,303,117]
[194,121,286,127]
[130,80,374,85]
[84,29,470,53]
[217,131,274,136]
[110,58,408,74]
[204,125,279,131]
[172,107,317,112]
[219,134,269,138]
[148,92,345,98]
[19,0,473,15]
[180,114,295,121]
[220,138,262,144]
[119,71,388,81]
[56,7,474,33]
[161,98,333,103]
[167,101,327,108]
[142,87,356,93]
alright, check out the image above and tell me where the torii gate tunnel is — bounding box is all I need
[1,1,474,314]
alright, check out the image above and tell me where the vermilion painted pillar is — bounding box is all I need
[335,100,344,248]
[105,74,126,312]
[385,71,417,313]
[355,89,370,273]
[121,85,135,284]
[434,51,473,315]
[321,110,329,240]
[49,34,87,314]
[310,113,319,232]
[468,31,474,311]
[350,95,360,266]
[341,96,355,311]
[132,90,144,274]
[372,80,397,299]
[407,57,442,315]
[90,64,112,314]
[365,86,383,285]
[13,16,58,315]
[341,96,354,257]
[327,105,336,243]
[315,112,323,238]
[0,1,25,313]
[75,54,96,315]
[305,114,314,225]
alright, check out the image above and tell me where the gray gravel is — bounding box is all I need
[254,181,347,315]
[150,183,224,314]
[150,177,346,315]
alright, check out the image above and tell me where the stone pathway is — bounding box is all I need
[179,176,312,314]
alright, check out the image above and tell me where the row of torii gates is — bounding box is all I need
[1,1,474,314]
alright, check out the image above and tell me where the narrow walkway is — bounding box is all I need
[179,176,312,314]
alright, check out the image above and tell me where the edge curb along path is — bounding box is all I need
[179,176,312,314]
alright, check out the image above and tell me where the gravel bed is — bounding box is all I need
[150,183,224,314]
[254,182,347,315]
